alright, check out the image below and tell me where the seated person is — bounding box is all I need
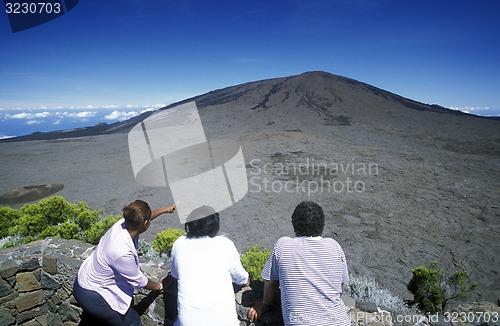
[248,201,350,326]
[170,206,250,326]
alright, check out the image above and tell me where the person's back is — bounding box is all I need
[170,206,249,326]
[264,236,349,325]
[250,201,351,326]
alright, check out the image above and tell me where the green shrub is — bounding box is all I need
[83,214,121,245]
[74,201,102,231]
[152,228,184,257]
[0,206,21,238]
[1,196,121,247]
[240,245,270,281]
[407,261,477,313]
[7,196,102,243]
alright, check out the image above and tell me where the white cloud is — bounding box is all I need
[7,111,51,119]
[449,106,499,116]
[75,111,97,118]
[140,107,155,114]
[104,110,139,121]
[56,111,97,119]
[26,120,42,125]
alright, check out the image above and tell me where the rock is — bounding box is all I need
[0,291,18,306]
[48,312,64,326]
[0,307,15,326]
[16,302,48,324]
[15,271,41,292]
[0,261,19,279]
[42,255,58,275]
[58,301,80,322]
[20,257,39,272]
[357,300,379,313]
[32,314,49,326]
[41,270,61,290]
[15,290,45,312]
[0,278,14,297]
[342,295,356,309]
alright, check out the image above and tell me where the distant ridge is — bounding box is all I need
[1,71,496,142]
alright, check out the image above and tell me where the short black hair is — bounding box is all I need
[291,201,325,237]
[185,206,220,238]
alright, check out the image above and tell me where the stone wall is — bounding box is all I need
[0,238,168,326]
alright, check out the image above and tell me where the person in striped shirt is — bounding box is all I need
[248,201,351,326]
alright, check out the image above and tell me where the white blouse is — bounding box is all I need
[171,235,249,326]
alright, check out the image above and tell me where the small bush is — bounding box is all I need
[7,196,102,242]
[407,261,477,313]
[138,239,157,257]
[0,206,21,238]
[0,235,22,248]
[83,214,121,245]
[346,275,413,312]
[1,196,121,247]
[240,245,270,281]
[152,228,184,257]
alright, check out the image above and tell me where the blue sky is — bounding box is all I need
[1,0,499,138]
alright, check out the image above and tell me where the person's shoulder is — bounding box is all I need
[276,236,293,242]
[214,235,236,246]
[274,236,294,247]
[172,235,187,245]
[323,237,344,248]
[100,218,126,245]
[108,218,125,232]
[170,235,186,255]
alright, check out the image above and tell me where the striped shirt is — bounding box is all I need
[262,236,350,326]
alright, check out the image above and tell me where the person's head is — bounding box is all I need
[123,199,152,234]
[184,206,220,238]
[291,201,325,237]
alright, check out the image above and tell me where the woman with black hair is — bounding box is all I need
[73,199,177,325]
[170,206,249,326]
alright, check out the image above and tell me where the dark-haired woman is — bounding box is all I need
[73,199,176,326]
[170,206,249,326]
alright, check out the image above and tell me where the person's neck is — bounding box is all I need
[128,229,140,240]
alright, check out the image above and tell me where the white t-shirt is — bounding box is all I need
[170,235,249,326]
